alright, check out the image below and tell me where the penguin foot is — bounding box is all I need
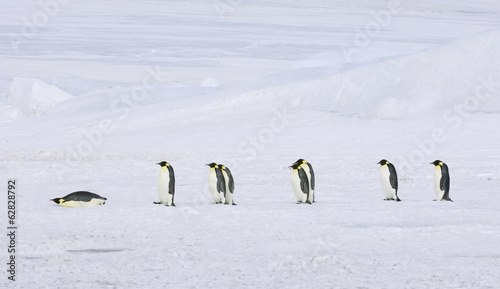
[154,201,162,205]
[232,203,237,206]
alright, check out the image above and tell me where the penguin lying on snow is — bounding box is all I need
[431,160,452,202]
[51,191,107,207]
[377,159,401,201]
[155,161,175,206]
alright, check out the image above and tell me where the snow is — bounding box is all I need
[9,77,74,116]
[1,0,500,288]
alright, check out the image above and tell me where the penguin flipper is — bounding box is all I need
[308,163,315,191]
[298,168,310,202]
[440,164,450,191]
[388,163,398,191]
[215,167,226,197]
[168,165,175,196]
[224,166,235,193]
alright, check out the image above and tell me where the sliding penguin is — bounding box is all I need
[290,163,311,204]
[431,160,452,201]
[50,191,107,207]
[293,159,315,203]
[219,164,236,205]
[207,163,226,204]
[377,159,400,201]
[154,161,175,206]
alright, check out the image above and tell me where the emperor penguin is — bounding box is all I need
[154,161,175,206]
[431,160,452,201]
[207,163,226,204]
[292,159,315,203]
[377,159,400,201]
[219,164,236,205]
[50,191,106,207]
[290,163,311,204]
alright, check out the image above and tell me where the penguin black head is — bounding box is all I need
[289,164,301,170]
[430,160,443,166]
[378,159,389,165]
[157,161,169,167]
[50,198,63,204]
[206,163,218,168]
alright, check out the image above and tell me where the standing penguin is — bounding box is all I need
[219,164,236,205]
[290,163,311,204]
[155,161,175,206]
[431,160,452,201]
[377,159,400,201]
[293,159,315,203]
[207,163,226,204]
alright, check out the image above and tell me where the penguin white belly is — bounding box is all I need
[158,168,172,205]
[434,166,445,201]
[208,170,221,203]
[380,166,396,200]
[291,170,306,203]
[60,198,105,207]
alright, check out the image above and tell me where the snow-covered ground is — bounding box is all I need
[1,0,500,288]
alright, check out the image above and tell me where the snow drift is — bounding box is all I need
[207,29,500,120]
[8,77,74,116]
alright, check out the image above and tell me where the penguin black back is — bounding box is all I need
[439,162,451,201]
[387,163,398,191]
[52,191,106,203]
